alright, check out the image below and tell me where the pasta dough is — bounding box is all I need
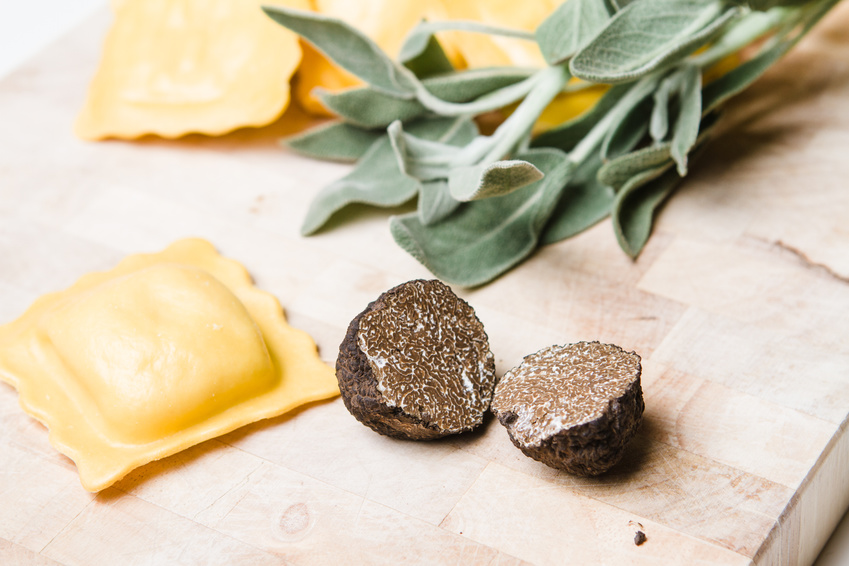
[0,239,338,491]
[75,0,309,140]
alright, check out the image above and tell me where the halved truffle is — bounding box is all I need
[336,279,496,440]
[491,342,643,476]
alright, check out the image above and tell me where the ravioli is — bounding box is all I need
[75,0,310,140]
[0,239,339,491]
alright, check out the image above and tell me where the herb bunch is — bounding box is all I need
[264,0,839,287]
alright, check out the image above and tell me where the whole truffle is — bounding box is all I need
[491,342,643,476]
[336,279,496,440]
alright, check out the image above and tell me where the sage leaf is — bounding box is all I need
[541,177,614,244]
[418,179,460,225]
[600,96,651,160]
[413,71,542,117]
[540,151,614,244]
[301,117,475,235]
[570,0,740,83]
[591,75,658,162]
[388,121,457,181]
[283,121,383,162]
[390,116,480,181]
[536,0,611,64]
[713,0,846,102]
[390,148,572,286]
[612,163,680,258]
[449,160,545,202]
[474,64,571,161]
[699,0,839,112]
[408,115,479,142]
[402,34,454,78]
[650,73,678,142]
[531,83,631,152]
[702,33,797,113]
[604,0,635,11]
[598,144,674,189]
[426,67,535,100]
[319,67,533,129]
[399,20,536,64]
[301,136,419,236]
[318,88,425,129]
[693,9,779,65]
[600,110,720,189]
[262,5,418,98]
[670,64,702,176]
[390,66,568,181]
[742,0,811,10]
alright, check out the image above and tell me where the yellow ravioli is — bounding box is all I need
[75,0,310,140]
[0,239,338,491]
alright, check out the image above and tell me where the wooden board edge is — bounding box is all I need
[755,413,849,565]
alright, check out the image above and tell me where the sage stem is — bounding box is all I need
[480,64,572,163]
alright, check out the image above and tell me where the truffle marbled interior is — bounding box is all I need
[356,280,494,434]
[492,342,640,447]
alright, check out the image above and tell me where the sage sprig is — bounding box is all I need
[266,0,841,286]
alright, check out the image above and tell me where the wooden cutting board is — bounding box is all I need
[2,5,848,565]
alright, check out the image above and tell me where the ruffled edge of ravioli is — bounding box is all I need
[0,238,339,491]
[75,0,310,140]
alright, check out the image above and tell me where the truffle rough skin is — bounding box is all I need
[491,341,643,476]
[336,279,496,440]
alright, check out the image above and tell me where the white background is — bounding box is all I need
[0,1,847,563]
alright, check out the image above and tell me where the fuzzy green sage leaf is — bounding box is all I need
[402,33,454,78]
[283,121,382,162]
[300,136,418,236]
[319,67,534,129]
[598,144,675,190]
[599,75,659,159]
[262,5,418,98]
[536,0,612,64]
[570,0,740,83]
[418,179,459,225]
[531,83,631,152]
[699,0,835,114]
[449,160,545,202]
[413,71,543,117]
[391,148,572,286]
[318,88,425,129]
[670,64,702,175]
[301,117,476,235]
[650,73,678,142]
[612,163,680,257]
[600,111,719,189]
[280,0,840,285]
[540,151,614,245]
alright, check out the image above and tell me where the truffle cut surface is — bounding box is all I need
[492,341,643,475]
[337,279,496,439]
[493,342,640,447]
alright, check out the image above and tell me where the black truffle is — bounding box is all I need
[491,341,643,476]
[336,279,496,440]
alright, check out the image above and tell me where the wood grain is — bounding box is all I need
[1,4,849,565]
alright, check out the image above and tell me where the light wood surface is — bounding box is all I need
[2,5,849,565]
